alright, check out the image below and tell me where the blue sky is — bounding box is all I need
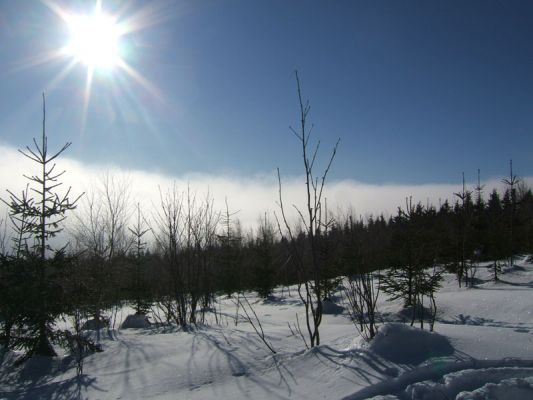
[0,0,532,185]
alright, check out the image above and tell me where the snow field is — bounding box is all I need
[1,256,532,399]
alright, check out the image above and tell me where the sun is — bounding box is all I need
[36,0,166,134]
[62,2,125,71]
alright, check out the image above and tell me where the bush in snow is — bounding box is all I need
[121,314,151,329]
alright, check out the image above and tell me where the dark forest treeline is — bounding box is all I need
[1,166,532,354]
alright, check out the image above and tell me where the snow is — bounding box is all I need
[457,376,533,400]
[363,323,454,364]
[1,255,533,399]
[408,367,533,400]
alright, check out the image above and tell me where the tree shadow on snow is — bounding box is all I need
[496,278,533,288]
[309,345,390,385]
[187,327,297,398]
[260,295,302,307]
[439,314,531,332]
[3,375,103,400]
[0,356,105,400]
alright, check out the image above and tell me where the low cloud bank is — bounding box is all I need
[0,143,529,234]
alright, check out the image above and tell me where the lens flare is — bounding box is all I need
[65,12,122,70]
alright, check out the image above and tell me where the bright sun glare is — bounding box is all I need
[38,0,164,133]
[65,10,122,70]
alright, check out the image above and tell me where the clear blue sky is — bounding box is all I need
[0,0,532,184]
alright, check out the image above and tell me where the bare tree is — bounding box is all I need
[71,173,131,340]
[277,71,340,347]
[151,183,221,327]
[189,189,220,324]
[152,183,186,326]
[342,215,380,341]
[101,173,132,261]
[183,185,214,325]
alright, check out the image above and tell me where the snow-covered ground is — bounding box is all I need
[1,256,532,399]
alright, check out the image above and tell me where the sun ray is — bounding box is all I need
[116,59,165,104]
[9,49,67,74]
[80,66,95,137]
[41,0,71,23]
[109,71,164,145]
[44,58,78,92]
[118,0,180,35]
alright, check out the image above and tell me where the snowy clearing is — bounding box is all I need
[1,256,533,400]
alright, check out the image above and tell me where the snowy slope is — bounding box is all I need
[1,256,532,399]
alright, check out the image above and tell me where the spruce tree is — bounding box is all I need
[502,160,520,266]
[486,189,505,281]
[2,94,81,356]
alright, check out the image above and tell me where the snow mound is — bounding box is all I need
[322,299,344,314]
[457,375,533,400]
[367,323,454,364]
[404,367,533,400]
[121,314,151,329]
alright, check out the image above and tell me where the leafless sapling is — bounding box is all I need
[277,71,340,348]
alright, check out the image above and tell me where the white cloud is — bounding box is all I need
[0,142,530,240]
